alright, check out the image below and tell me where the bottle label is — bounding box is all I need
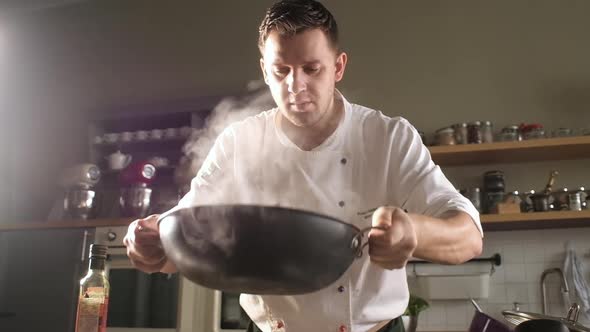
[75,287,109,332]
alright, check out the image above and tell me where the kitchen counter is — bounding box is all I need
[0,218,133,231]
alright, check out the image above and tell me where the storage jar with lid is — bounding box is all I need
[435,127,456,145]
[481,121,494,143]
[520,123,545,140]
[467,121,482,144]
[452,123,468,144]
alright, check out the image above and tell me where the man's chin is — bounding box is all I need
[284,112,318,128]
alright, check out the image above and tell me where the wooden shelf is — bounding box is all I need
[3,211,589,232]
[482,210,590,231]
[428,136,590,166]
[0,218,134,232]
[92,136,190,147]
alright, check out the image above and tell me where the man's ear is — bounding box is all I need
[335,52,348,82]
[260,58,269,85]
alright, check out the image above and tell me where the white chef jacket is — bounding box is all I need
[177,92,482,332]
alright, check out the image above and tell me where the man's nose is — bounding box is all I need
[287,70,306,94]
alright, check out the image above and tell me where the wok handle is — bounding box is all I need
[352,226,387,258]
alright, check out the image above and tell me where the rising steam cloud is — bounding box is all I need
[174,80,275,188]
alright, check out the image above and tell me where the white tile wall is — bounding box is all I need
[409,227,590,332]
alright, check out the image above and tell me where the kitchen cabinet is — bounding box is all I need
[85,97,223,219]
[87,98,218,183]
[427,136,590,230]
[0,229,89,332]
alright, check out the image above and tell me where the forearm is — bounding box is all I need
[410,210,482,264]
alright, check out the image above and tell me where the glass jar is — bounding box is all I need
[498,125,520,141]
[435,127,456,145]
[483,170,505,192]
[521,124,545,140]
[467,121,482,144]
[481,121,494,143]
[552,127,573,138]
[452,123,468,145]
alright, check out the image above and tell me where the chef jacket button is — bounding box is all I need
[339,324,347,332]
[340,158,347,165]
[337,285,345,293]
[338,201,345,207]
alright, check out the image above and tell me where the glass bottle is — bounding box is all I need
[481,121,494,143]
[75,244,110,332]
[467,121,482,144]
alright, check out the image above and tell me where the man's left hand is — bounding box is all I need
[368,206,418,270]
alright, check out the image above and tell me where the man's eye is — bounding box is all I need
[304,67,320,74]
[274,68,289,75]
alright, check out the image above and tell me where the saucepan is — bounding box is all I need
[157,204,383,295]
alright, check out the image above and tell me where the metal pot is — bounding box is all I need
[515,319,569,332]
[529,193,552,212]
[158,205,383,295]
[503,303,590,332]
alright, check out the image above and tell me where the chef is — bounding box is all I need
[124,1,483,331]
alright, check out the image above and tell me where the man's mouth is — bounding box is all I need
[288,101,313,112]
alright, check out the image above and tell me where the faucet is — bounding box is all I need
[541,268,569,314]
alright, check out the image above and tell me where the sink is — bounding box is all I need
[502,305,590,332]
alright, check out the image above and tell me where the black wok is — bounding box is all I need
[158,205,380,295]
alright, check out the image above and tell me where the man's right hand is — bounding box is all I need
[123,214,173,273]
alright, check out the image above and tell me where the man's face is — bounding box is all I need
[260,28,347,128]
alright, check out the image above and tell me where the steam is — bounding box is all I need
[174,80,275,187]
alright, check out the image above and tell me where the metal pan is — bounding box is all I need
[158,205,381,295]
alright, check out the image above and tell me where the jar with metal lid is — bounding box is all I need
[552,127,573,138]
[481,121,494,143]
[452,123,468,144]
[521,123,545,140]
[435,127,456,146]
[467,121,482,144]
[483,170,505,192]
[498,125,521,142]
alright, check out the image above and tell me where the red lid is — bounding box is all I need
[519,123,543,132]
[119,161,157,186]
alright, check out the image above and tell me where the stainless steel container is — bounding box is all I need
[552,188,570,210]
[569,192,582,211]
[64,188,97,220]
[119,186,153,218]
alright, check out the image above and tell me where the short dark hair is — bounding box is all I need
[258,0,339,53]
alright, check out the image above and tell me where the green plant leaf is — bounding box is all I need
[404,294,429,316]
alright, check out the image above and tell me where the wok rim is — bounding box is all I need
[160,203,362,232]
